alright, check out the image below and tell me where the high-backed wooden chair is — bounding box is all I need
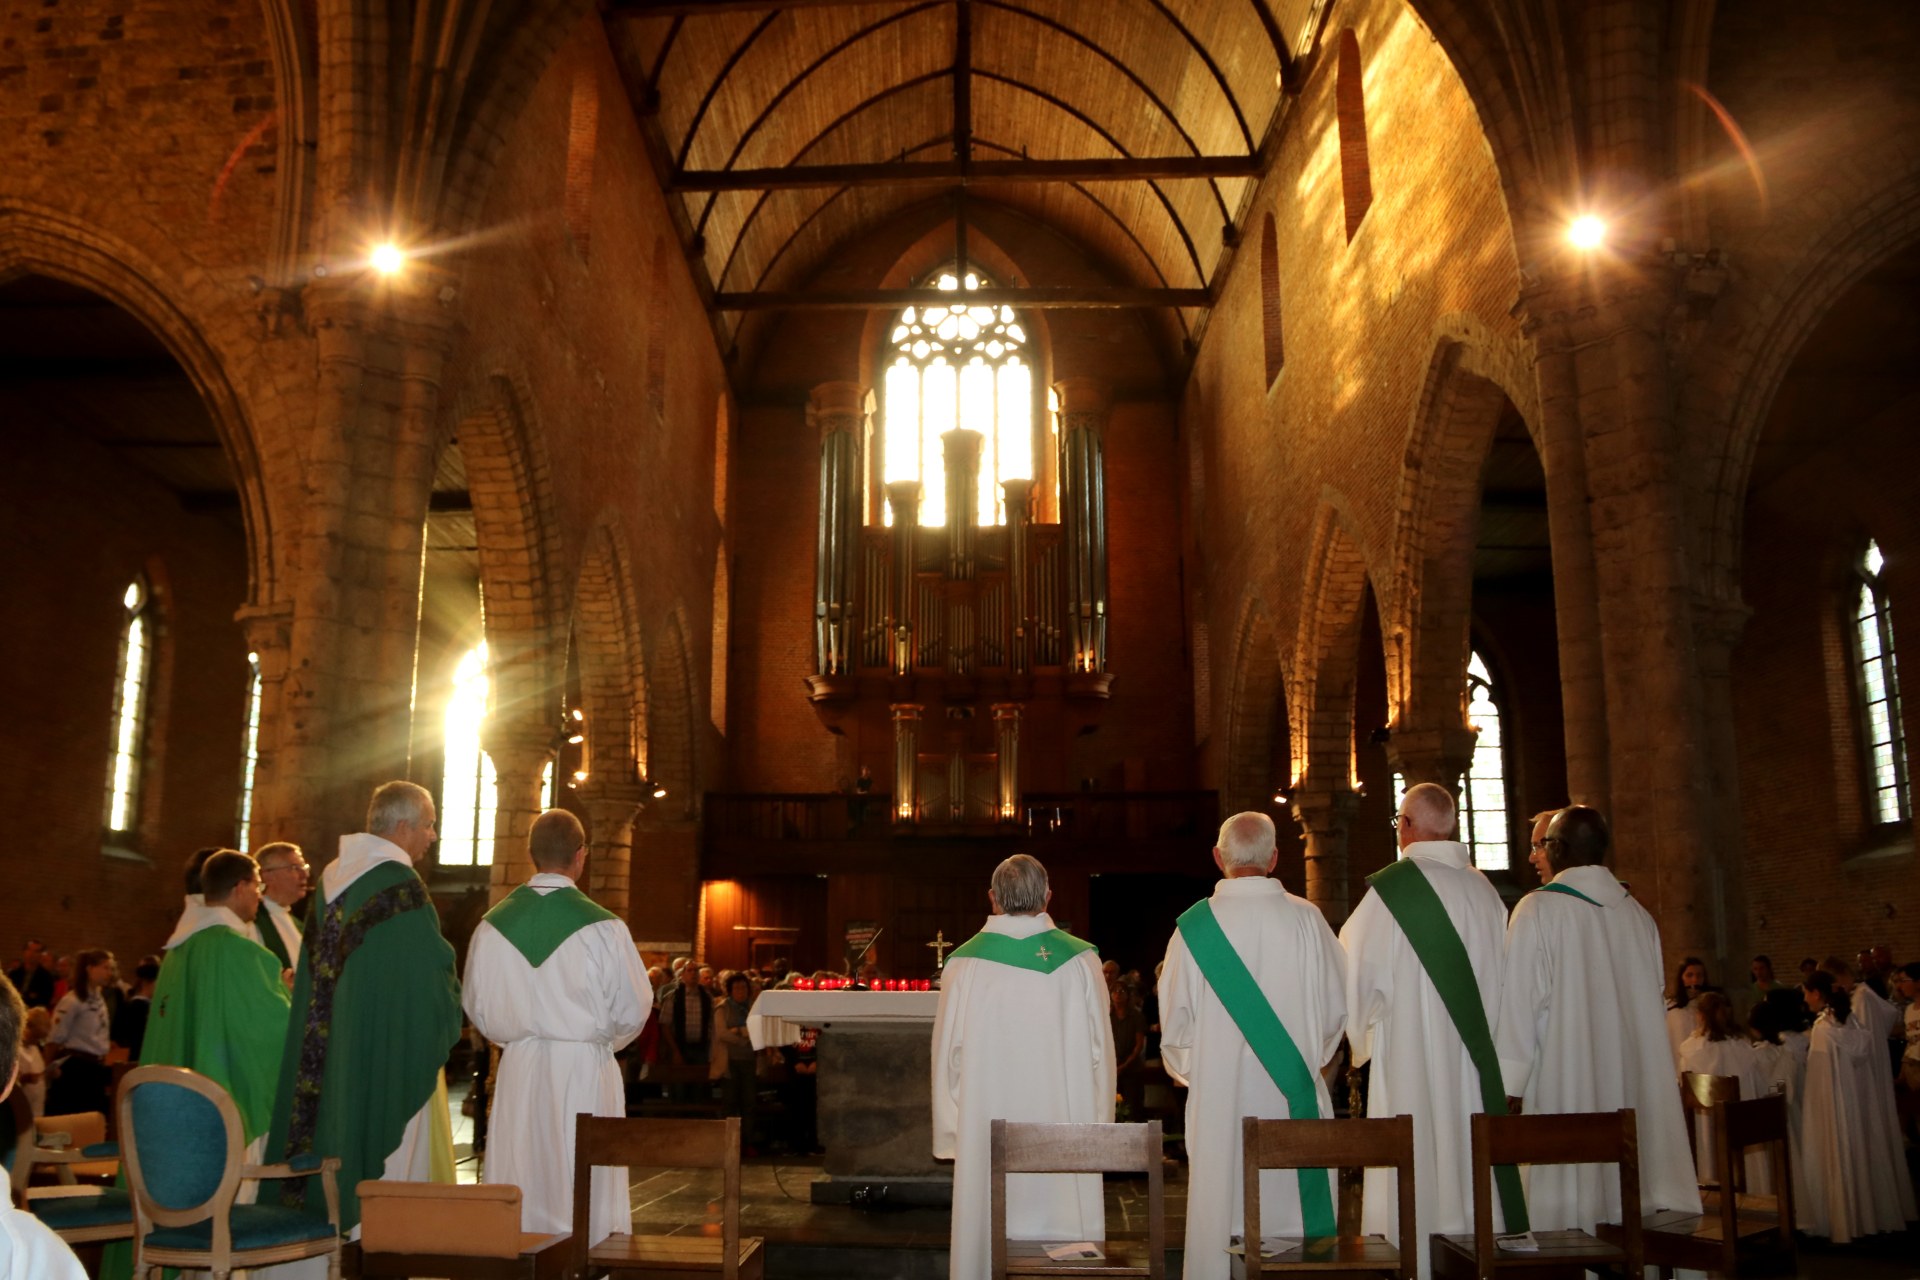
[33,1111,119,1182]
[1233,1115,1414,1280]
[1430,1110,1642,1280]
[18,1106,134,1250]
[989,1119,1165,1279]
[1597,1094,1796,1279]
[1678,1072,1740,1187]
[346,1180,571,1279]
[572,1114,764,1280]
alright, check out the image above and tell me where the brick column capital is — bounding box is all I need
[807,381,866,439]
[1384,723,1479,793]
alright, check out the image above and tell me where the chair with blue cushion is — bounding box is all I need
[13,1100,133,1249]
[117,1064,343,1280]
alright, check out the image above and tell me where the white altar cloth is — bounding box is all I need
[747,990,940,1049]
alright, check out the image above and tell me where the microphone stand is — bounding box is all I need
[847,927,884,990]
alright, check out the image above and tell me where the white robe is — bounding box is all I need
[165,893,264,950]
[0,1203,86,1280]
[1752,1035,1807,1221]
[1799,1008,1916,1239]
[1160,876,1346,1280]
[1340,841,1509,1277]
[1494,866,1700,1230]
[260,896,304,971]
[1675,1034,1770,1189]
[931,912,1113,1280]
[463,873,651,1244]
[1846,984,1912,1211]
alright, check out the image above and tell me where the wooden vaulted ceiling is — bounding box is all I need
[604,0,1328,354]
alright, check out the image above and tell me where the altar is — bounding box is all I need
[748,989,950,1205]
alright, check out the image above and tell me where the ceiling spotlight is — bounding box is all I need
[651,783,669,800]
[1567,215,1607,251]
[369,242,407,276]
[567,733,585,745]
[571,708,585,722]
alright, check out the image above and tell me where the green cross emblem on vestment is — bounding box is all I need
[1035,945,1052,961]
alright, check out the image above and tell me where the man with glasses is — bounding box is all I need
[1494,806,1699,1236]
[1524,810,1558,885]
[254,842,310,974]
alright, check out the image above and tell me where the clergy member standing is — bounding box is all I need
[1493,806,1699,1232]
[464,809,652,1244]
[932,854,1113,1280]
[1159,812,1346,1280]
[266,780,463,1237]
[1340,783,1516,1278]
[165,846,266,951]
[254,842,310,974]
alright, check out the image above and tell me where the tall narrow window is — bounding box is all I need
[1854,540,1909,824]
[1335,29,1373,241]
[1461,650,1511,869]
[440,642,499,867]
[1260,214,1284,385]
[880,269,1035,528]
[104,577,152,838]
[235,652,263,850]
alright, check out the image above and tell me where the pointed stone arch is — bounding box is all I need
[1292,498,1378,792]
[1223,597,1290,820]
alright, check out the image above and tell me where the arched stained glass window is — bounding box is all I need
[440,642,498,867]
[881,269,1034,528]
[1853,540,1909,825]
[236,652,263,850]
[105,577,152,837]
[1461,650,1511,870]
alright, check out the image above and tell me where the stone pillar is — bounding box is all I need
[235,600,294,849]
[892,703,922,822]
[1290,786,1360,924]
[993,703,1023,822]
[579,782,645,919]
[482,723,556,904]
[886,481,922,675]
[1384,724,1478,796]
[1054,377,1110,674]
[812,382,865,676]
[1692,594,1754,979]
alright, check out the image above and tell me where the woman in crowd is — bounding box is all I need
[1665,956,1712,1069]
[1799,970,1916,1241]
[1676,991,1769,1187]
[713,971,760,1153]
[45,948,115,1116]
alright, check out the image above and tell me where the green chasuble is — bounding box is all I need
[484,882,617,967]
[946,926,1095,973]
[144,924,291,1141]
[264,859,461,1234]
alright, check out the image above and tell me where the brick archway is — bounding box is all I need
[445,373,564,731]
[1291,498,1378,794]
[0,200,278,609]
[1387,325,1535,743]
[572,514,646,785]
[1223,596,1289,819]
[646,606,698,820]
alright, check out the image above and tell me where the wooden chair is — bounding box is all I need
[1233,1115,1414,1280]
[1678,1072,1739,1187]
[119,1064,343,1280]
[1430,1110,1643,1280]
[17,1104,134,1250]
[572,1114,764,1280]
[33,1111,120,1182]
[346,1180,571,1279]
[1597,1094,1796,1279]
[988,1119,1165,1279]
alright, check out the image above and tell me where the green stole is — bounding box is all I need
[1366,859,1529,1231]
[258,908,294,970]
[484,882,618,967]
[1536,881,1604,906]
[1175,899,1336,1238]
[947,926,1095,973]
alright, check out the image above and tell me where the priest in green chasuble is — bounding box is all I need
[265,781,463,1238]
[932,854,1114,1280]
[464,809,651,1244]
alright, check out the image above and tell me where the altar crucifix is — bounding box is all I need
[927,929,955,973]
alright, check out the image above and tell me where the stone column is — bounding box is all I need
[482,723,556,904]
[1692,594,1754,979]
[1384,724,1478,795]
[235,601,294,849]
[812,382,865,676]
[1054,377,1110,674]
[579,781,646,919]
[993,703,1023,822]
[1290,786,1360,924]
[892,703,922,822]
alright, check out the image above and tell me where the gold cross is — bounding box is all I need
[927,930,954,966]
[1035,945,1052,962]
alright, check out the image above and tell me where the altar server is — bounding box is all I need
[1798,971,1916,1240]
[1160,812,1346,1280]
[1493,806,1700,1231]
[1675,992,1770,1188]
[1341,783,1512,1278]
[932,854,1113,1280]
[465,809,651,1243]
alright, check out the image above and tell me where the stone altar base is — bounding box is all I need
[812,1025,953,1205]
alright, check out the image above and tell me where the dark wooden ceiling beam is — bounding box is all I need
[713,285,1210,311]
[672,155,1261,191]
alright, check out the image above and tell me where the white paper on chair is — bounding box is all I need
[1226,1237,1300,1258]
[1495,1231,1540,1252]
[1045,1242,1104,1261]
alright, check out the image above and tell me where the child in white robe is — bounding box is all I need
[1798,971,1917,1242]
[1746,999,1806,1217]
[1676,992,1770,1189]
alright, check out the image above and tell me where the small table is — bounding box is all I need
[748,990,949,1205]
